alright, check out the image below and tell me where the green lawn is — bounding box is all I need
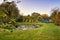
[0,23,60,40]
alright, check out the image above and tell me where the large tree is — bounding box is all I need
[0,1,20,30]
[0,1,19,23]
[50,8,60,25]
[0,1,19,19]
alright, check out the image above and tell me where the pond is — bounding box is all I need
[17,24,41,30]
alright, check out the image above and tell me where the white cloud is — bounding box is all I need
[0,0,3,4]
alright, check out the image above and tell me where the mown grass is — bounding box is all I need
[0,23,60,40]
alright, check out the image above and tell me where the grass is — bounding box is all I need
[0,22,60,40]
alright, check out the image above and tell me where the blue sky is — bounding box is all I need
[0,0,60,16]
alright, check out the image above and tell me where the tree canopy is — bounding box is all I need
[0,1,19,19]
[0,1,20,28]
[50,8,60,25]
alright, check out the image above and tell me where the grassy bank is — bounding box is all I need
[0,23,60,40]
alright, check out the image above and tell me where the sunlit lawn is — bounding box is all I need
[0,22,60,40]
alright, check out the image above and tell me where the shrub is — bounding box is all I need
[2,24,15,30]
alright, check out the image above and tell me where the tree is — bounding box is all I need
[31,12,40,17]
[0,1,19,24]
[0,1,19,19]
[41,14,48,17]
[0,1,20,29]
[23,15,31,22]
[50,8,60,25]
[40,14,50,23]
[31,12,41,22]
[16,15,24,22]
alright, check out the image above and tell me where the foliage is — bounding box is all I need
[0,1,60,40]
[31,12,40,16]
[0,1,19,19]
[16,15,24,22]
[19,13,41,22]
[41,14,48,17]
[1,24,15,30]
[50,8,60,25]
[0,1,20,29]
[31,12,41,22]
[0,1,20,24]
[40,14,50,23]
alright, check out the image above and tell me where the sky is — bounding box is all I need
[0,0,60,16]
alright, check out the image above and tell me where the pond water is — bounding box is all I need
[17,24,41,30]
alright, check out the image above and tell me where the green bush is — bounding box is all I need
[2,24,15,30]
